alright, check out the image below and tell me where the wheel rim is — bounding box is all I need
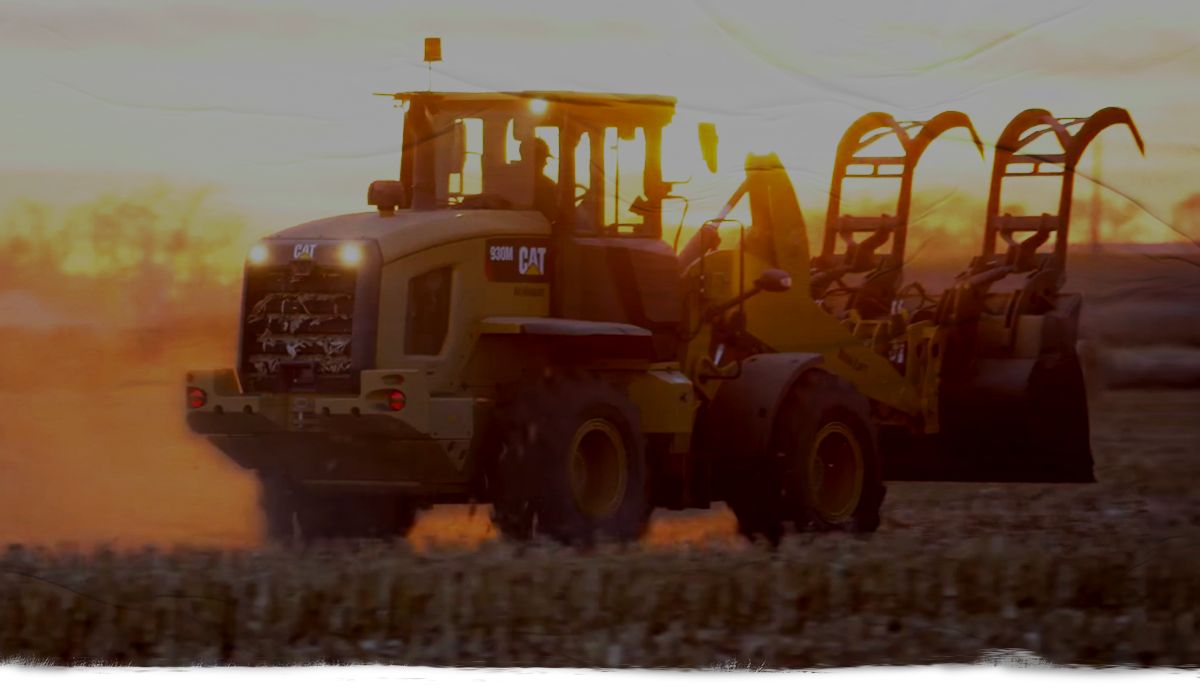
[567,418,628,518]
[806,422,864,524]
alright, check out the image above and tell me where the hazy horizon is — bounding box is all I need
[2,0,1198,243]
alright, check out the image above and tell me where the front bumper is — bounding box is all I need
[184,368,473,439]
[184,368,480,494]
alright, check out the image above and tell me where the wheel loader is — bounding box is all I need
[184,89,1142,545]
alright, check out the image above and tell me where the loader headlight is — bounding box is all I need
[338,242,364,267]
[248,243,269,265]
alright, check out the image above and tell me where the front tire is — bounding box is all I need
[782,371,884,533]
[728,370,884,541]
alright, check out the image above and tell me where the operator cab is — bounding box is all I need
[370,91,687,360]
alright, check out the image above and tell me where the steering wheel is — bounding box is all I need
[573,183,590,206]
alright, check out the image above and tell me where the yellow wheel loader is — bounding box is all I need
[184,90,1140,545]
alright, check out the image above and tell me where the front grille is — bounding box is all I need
[239,258,361,393]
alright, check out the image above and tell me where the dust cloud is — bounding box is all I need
[0,325,261,548]
[0,188,260,549]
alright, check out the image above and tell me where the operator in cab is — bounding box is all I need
[515,137,557,222]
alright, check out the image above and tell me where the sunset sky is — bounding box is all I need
[2,0,1197,243]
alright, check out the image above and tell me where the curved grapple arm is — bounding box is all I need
[979,107,1144,285]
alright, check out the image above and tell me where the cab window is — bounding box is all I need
[405,266,452,355]
[603,126,648,233]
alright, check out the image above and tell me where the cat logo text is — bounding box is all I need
[517,246,546,276]
[485,238,551,283]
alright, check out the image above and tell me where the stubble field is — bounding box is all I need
[1,383,1197,667]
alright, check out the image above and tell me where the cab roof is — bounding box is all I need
[384,91,677,129]
[383,90,676,109]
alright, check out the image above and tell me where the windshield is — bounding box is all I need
[398,95,671,238]
[429,105,543,212]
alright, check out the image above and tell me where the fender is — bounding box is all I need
[475,316,656,361]
[699,352,824,460]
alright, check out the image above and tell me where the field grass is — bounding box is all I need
[1,390,1197,668]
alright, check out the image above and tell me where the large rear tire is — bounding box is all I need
[489,372,649,546]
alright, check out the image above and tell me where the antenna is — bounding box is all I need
[424,37,442,92]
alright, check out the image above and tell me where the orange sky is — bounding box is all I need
[1,0,1197,243]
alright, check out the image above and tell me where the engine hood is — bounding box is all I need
[267,209,550,263]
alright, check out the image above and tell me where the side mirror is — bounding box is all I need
[754,268,792,293]
[629,196,660,216]
[448,119,467,175]
[698,122,719,174]
[705,266,791,323]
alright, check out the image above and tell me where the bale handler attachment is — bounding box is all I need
[924,107,1145,482]
[689,106,1142,487]
[812,110,984,322]
[810,111,984,369]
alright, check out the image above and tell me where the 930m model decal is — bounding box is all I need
[485,238,550,283]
